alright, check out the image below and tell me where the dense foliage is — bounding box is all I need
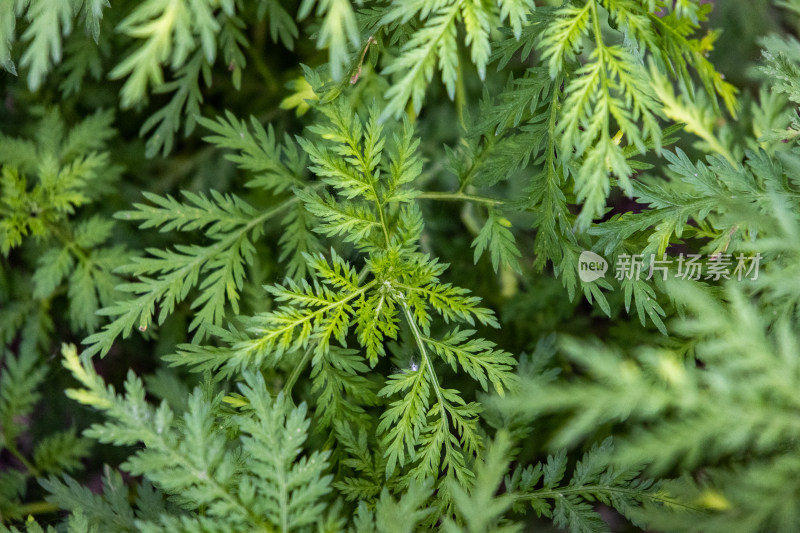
[2,0,800,531]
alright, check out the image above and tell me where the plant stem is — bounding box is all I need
[457,136,494,193]
[514,485,702,512]
[17,500,59,516]
[416,191,504,206]
[455,43,467,129]
[6,442,39,477]
[245,45,280,94]
[397,295,449,435]
[282,344,314,401]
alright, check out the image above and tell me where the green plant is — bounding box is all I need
[3,0,800,531]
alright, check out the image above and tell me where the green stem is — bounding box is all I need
[353,136,392,247]
[17,500,59,516]
[47,222,92,268]
[457,136,494,193]
[455,42,467,129]
[375,199,392,247]
[689,123,736,165]
[460,200,483,237]
[6,442,39,477]
[397,295,449,435]
[282,344,314,401]
[417,191,504,206]
[515,485,702,512]
[545,74,563,179]
[588,0,611,147]
[245,45,280,94]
